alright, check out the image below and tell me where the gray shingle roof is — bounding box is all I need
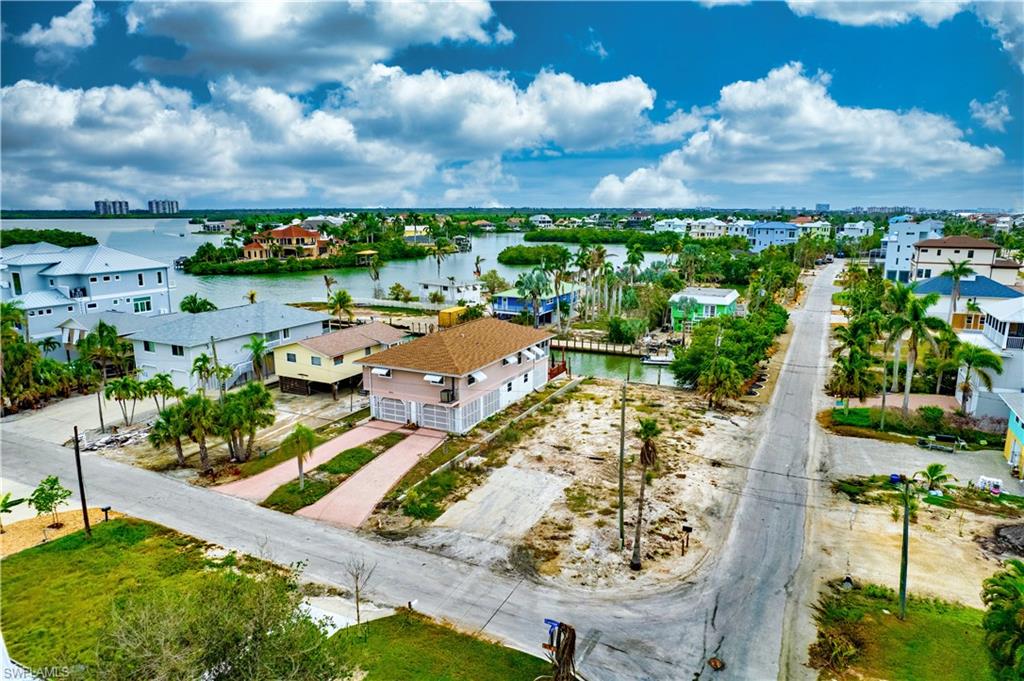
[56,310,184,336]
[33,245,167,275]
[14,289,74,309]
[132,302,330,347]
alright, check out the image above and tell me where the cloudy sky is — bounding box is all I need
[1,1,1021,210]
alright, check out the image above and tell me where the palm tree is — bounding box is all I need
[473,255,485,278]
[368,255,382,298]
[433,238,453,278]
[244,289,258,304]
[954,344,1004,413]
[35,336,60,355]
[327,289,355,325]
[625,244,645,284]
[0,492,27,534]
[243,335,271,382]
[888,290,947,417]
[149,405,188,467]
[181,393,217,472]
[831,318,873,361]
[630,418,662,571]
[191,353,216,393]
[446,275,458,303]
[940,259,976,325]
[281,424,317,490]
[883,282,914,394]
[828,352,875,413]
[323,275,337,296]
[914,463,955,491]
[697,356,744,410]
[981,558,1024,679]
[143,373,179,412]
[515,269,553,329]
[238,381,276,459]
[180,294,218,313]
[77,320,122,433]
[931,327,961,394]
[104,376,144,426]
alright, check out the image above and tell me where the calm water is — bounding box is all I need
[0,218,637,309]
[560,350,672,386]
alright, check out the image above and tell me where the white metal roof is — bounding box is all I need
[980,297,1024,323]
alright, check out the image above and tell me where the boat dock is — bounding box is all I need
[551,338,645,357]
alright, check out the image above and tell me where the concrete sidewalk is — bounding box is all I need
[297,429,445,528]
[214,420,404,503]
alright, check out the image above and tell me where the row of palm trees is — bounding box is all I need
[830,261,1003,419]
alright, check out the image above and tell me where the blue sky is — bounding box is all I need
[2,1,1022,210]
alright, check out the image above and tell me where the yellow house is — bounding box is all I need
[274,321,409,397]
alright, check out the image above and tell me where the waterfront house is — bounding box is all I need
[358,318,555,433]
[131,302,331,392]
[669,287,740,331]
[505,217,525,230]
[882,217,943,282]
[490,282,582,325]
[242,225,336,260]
[652,218,691,233]
[955,298,1024,420]
[274,321,409,397]
[748,222,798,253]
[418,279,484,305]
[57,309,182,364]
[1001,393,1024,480]
[0,242,172,355]
[302,215,347,231]
[690,218,727,239]
[914,275,1022,330]
[725,219,754,238]
[201,219,239,233]
[836,220,874,239]
[529,214,553,228]
[471,220,496,232]
[911,236,1021,286]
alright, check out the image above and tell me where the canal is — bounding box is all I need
[559,350,674,386]
[1,218,638,309]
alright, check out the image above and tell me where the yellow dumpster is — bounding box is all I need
[438,306,467,328]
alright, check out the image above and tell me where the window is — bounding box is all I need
[11,273,21,295]
[968,250,974,258]
[286,353,296,363]
[334,357,343,366]
[89,276,97,283]
[143,341,155,352]
[171,345,184,356]
[953,250,960,254]
[265,330,280,342]
[28,311,35,317]
[45,309,52,315]
[523,374,529,384]
[921,248,928,253]
[506,382,513,392]
[311,356,322,366]
[67,306,72,311]
[468,375,476,385]
[114,275,120,281]
[365,347,372,356]
[157,271,163,284]
[48,278,54,286]
[283,328,290,339]
[703,304,716,318]
[936,249,942,256]
[103,275,111,282]
[113,299,119,305]
[137,273,144,286]
[87,302,97,309]
[133,296,152,313]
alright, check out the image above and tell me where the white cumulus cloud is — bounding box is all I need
[590,168,708,208]
[16,0,104,62]
[970,90,1013,131]
[125,1,511,92]
[785,1,969,27]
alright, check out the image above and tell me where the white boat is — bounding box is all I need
[642,354,673,366]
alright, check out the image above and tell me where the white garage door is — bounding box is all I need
[420,403,452,431]
[379,397,407,423]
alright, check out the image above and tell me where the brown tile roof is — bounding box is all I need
[296,322,407,358]
[914,235,998,249]
[261,225,320,239]
[356,318,553,375]
[994,258,1022,269]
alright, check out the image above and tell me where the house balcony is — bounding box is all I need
[982,323,1024,351]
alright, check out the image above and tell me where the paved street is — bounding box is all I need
[0,263,841,680]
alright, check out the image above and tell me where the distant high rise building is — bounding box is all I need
[815,203,830,212]
[147,199,179,214]
[94,199,130,215]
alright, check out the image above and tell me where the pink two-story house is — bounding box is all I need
[357,318,555,433]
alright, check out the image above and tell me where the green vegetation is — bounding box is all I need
[401,469,465,520]
[262,431,407,513]
[0,227,97,248]
[186,239,429,275]
[526,228,748,253]
[809,581,992,680]
[496,243,571,266]
[234,407,370,478]
[332,609,549,680]
[831,472,1024,517]
[828,407,1004,449]
[981,559,1024,680]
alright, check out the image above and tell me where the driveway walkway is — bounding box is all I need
[215,421,403,502]
[296,428,444,527]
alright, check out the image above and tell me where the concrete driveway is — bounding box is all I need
[1,392,154,445]
[215,421,404,503]
[296,429,445,528]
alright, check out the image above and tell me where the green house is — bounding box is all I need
[669,287,740,331]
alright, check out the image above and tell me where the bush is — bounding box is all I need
[402,470,460,520]
[0,228,97,248]
[918,405,945,431]
[607,316,646,344]
[428,291,445,304]
[496,244,570,266]
[831,407,1004,447]
[388,282,414,302]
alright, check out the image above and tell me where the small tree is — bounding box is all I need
[0,492,27,533]
[982,559,1024,680]
[388,282,413,302]
[697,356,744,410]
[281,424,317,490]
[914,463,956,491]
[427,290,446,304]
[630,418,661,571]
[29,476,72,528]
[343,556,378,626]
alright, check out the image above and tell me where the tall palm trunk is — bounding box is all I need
[879,348,888,431]
[197,435,211,472]
[890,339,901,392]
[901,341,917,417]
[173,437,185,467]
[630,466,648,570]
[960,366,974,413]
[246,428,257,459]
[96,386,106,433]
[949,281,959,325]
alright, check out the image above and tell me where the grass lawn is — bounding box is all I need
[821,408,1004,451]
[235,406,371,478]
[810,582,993,681]
[262,431,407,513]
[332,610,549,681]
[0,519,244,667]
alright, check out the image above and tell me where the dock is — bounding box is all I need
[551,338,645,357]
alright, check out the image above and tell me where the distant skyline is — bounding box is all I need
[2,1,1022,211]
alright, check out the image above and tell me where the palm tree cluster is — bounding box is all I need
[179,293,218,313]
[981,558,1024,680]
[831,262,1003,423]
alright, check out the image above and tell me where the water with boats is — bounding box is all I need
[1,217,671,385]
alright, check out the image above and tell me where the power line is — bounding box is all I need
[683,450,834,483]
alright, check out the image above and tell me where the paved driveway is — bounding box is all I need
[0,391,152,445]
[215,421,403,503]
[296,429,445,527]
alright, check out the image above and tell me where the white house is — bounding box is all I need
[725,219,754,238]
[955,298,1024,421]
[131,302,332,392]
[417,279,484,305]
[529,214,553,227]
[881,217,943,283]
[911,236,1022,286]
[0,243,172,356]
[690,218,727,239]
[652,218,691,233]
[837,220,875,239]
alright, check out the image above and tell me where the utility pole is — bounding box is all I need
[898,475,911,620]
[618,365,629,550]
[73,426,91,538]
[209,335,226,402]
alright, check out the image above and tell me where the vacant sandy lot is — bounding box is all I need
[408,379,762,589]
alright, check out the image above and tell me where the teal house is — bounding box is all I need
[669,287,739,331]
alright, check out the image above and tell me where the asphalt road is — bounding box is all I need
[0,263,840,680]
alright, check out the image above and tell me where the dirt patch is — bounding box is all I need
[399,379,761,589]
[976,523,1024,559]
[1,508,125,557]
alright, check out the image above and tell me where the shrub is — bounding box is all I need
[918,406,945,432]
[607,316,645,344]
[388,282,413,302]
[402,470,461,520]
[496,244,571,266]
